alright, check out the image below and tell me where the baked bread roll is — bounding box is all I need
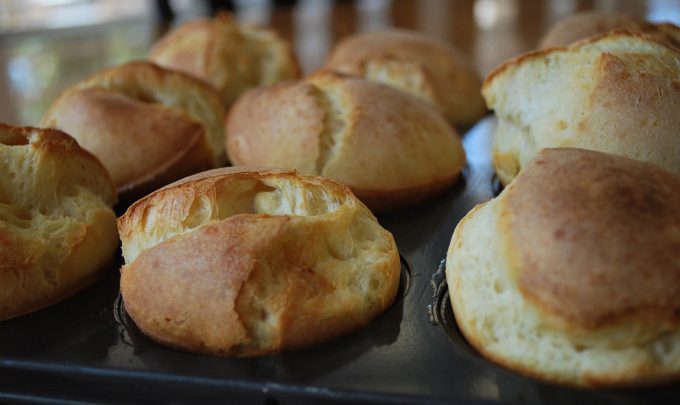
[483,31,680,185]
[118,167,400,356]
[0,124,118,321]
[324,29,486,126]
[226,71,466,211]
[149,13,300,108]
[446,148,680,387]
[42,61,226,202]
[539,11,680,49]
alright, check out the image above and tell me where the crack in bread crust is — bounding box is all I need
[311,83,349,175]
[484,32,680,183]
[118,167,400,356]
[0,124,117,321]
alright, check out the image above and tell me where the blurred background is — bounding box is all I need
[1,0,679,125]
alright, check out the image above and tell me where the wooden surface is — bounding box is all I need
[0,0,677,125]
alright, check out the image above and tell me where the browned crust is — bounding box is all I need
[150,12,300,107]
[324,29,486,126]
[483,30,680,93]
[43,61,224,135]
[120,215,283,356]
[224,80,323,173]
[0,124,117,320]
[149,17,215,61]
[450,160,680,386]
[538,11,645,49]
[42,61,224,203]
[114,128,213,204]
[225,70,466,212]
[238,16,302,80]
[122,212,399,357]
[118,166,354,238]
[539,11,680,50]
[657,23,680,40]
[0,124,115,203]
[45,87,213,204]
[45,61,222,113]
[118,167,399,356]
[501,148,680,332]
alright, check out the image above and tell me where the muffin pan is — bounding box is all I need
[1,117,678,404]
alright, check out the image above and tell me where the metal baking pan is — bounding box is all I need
[1,117,678,404]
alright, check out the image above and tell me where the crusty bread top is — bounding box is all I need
[324,29,486,126]
[226,70,465,195]
[447,148,680,387]
[118,166,400,356]
[539,11,646,48]
[656,23,680,48]
[0,124,116,208]
[325,29,474,79]
[306,71,464,191]
[499,148,680,342]
[149,13,300,107]
[226,80,324,175]
[485,30,680,93]
[43,61,225,165]
[41,62,226,198]
[540,11,680,49]
[118,166,356,263]
[483,30,680,183]
[45,87,210,192]
[1,124,117,320]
